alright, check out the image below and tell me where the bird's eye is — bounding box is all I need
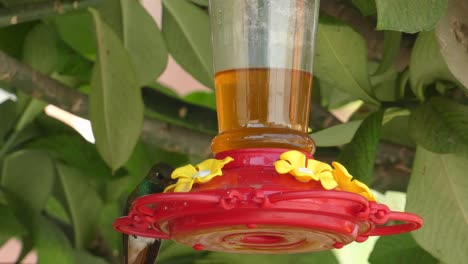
[157,173,164,179]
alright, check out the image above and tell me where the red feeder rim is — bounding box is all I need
[114,148,422,254]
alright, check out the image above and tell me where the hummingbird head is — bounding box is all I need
[146,163,176,188]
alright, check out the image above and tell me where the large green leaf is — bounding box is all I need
[409,31,458,100]
[54,11,97,61]
[54,163,103,249]
[315,17,378,105]
[196,251,338,264]
[26,134,113,181]
[22,23,60,75]
[381,115,415,148]
[310,120,362,147]
[338,110,384,184]
[375,0,448,33]
[0,22,36,59]
[1,150,55,212]
[406,147,468,264]
[409,97,468,156]
[121,0,168,85]
[435,0,468,89]
[162,0,213,88]
[89,8,144,171]
[369,234,437,263]
[97,0,168,85]
[0,204,27,246]
[34,215,74,264]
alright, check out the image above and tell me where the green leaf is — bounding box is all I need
[196,251,338,264]
[26,134,113,181]
[143,87,218,135]
[14,99,46,132]
[372,71,399,102]
[54,53,94,85]
[54,11,97,60]
[435,0,468,89]
[409,31,457,100]
[98,203,121,253]
[0,204,27,246]
[121,0,168,85]
[338,110,384,184]
[375,0,448,33]
[96,0,168,85]
[369,233,437,264]
[319,80,359,110]
[22,23,60,74]
[0,22,36,59]
[89,8,144,171]
[310,120,362,147]
[352,0,376,16]
[409,97,468,156]
[381,115,415,148]
[45,196,71,224]
[34,216,74,264]
[190,0,209,7]
[406,147,468,264]
[73,250,107,264]
[315,17,379,105]
[0,100,16,141]
[183,91,216,110]
[374,31,402,75]
[1,150,55,211]
[54,163,103,249]
[162,0,214,88]
[95,0,123,37]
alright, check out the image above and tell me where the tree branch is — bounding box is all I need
[0,50,88,115]
[0,0,100,28]
[0,49,212,159]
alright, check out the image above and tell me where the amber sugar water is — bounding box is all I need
[211,68,315,154]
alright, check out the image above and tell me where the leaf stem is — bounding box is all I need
[0,131,18,159]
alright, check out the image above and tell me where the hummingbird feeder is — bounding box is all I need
[114,0,422,254]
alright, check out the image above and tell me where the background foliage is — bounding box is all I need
[0,0,467,263]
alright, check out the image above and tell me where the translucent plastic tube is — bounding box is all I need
[210,0,320,154]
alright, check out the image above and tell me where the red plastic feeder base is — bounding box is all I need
[114,149,422,254]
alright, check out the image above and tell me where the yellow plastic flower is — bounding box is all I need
[331,162,377,202]
[164,157,233,193]
[274,150,338,190]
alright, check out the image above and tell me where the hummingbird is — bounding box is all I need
[123,163,175,264]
